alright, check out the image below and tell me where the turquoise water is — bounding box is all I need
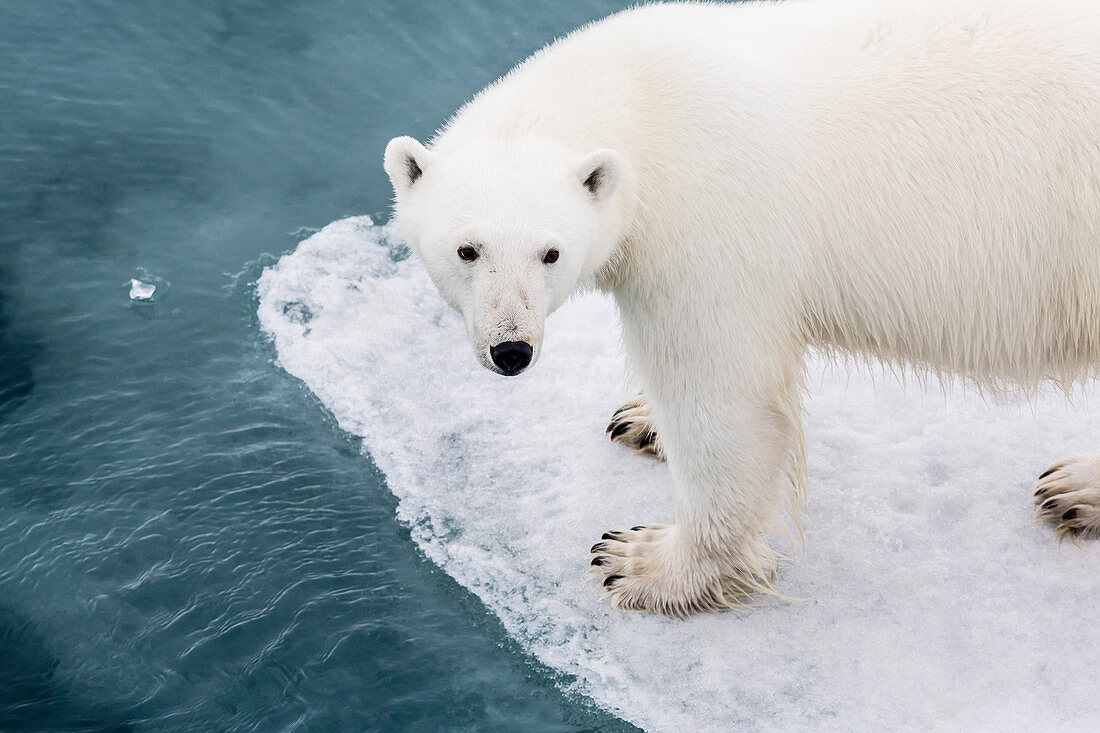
[0,1,637,730]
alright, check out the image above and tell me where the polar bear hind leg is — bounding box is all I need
[1034,455,1100,540]
[606,394,665,460]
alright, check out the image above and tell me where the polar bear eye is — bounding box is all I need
[457,246,479,262]
[543,248,560,265]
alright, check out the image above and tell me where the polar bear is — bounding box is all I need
[384,0,1100,616]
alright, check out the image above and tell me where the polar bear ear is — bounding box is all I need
[576,149,623,203]
[384,136,435,194]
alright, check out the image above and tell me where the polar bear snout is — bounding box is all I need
[489,340,533,376]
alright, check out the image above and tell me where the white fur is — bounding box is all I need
[385,0,1100,615]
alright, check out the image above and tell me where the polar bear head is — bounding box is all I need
[384,135,624,376]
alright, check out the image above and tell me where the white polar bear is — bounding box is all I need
[384,0,1100,616]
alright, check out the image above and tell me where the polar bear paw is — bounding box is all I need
[1034,454,1100,540]
[606,395,665,460]
[588,525,760,616]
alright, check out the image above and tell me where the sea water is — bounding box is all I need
[0,1,635,730]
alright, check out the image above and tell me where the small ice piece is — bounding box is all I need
[126,268,169,304]
[129,279,156,301]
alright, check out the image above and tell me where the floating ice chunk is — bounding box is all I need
[128,279,156,301]
[126,269,169,304]
[258,216,1100,732]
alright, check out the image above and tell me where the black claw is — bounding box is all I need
[591,556,607,566]
[1041,498,1058,512]
[638,430,657,448]
[601,532,620,540]
[631,525,645,531]
[1039,467,1057,480]
[1035,487,1048,498]
[609,422,631,441]
[1063,508,1079,521]
[590,542,608,554]
[603,574,623,587]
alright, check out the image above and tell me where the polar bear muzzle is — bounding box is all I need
[489,340,533,376]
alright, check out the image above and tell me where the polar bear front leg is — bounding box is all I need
[590,375,803,616]
[1034,454,1100,539]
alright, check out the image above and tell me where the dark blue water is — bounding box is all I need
[0,1,638,729]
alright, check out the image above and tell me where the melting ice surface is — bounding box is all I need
[258,217,1100,731]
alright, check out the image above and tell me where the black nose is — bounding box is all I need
[490,340,533,375]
